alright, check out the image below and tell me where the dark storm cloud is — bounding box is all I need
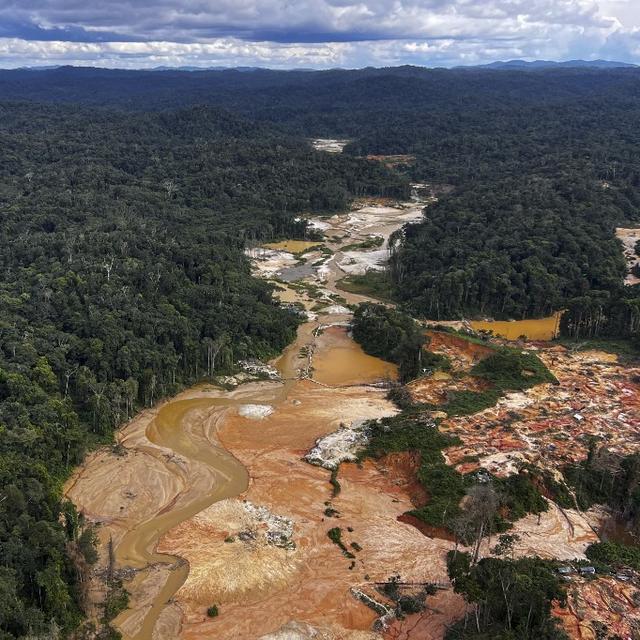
[0,0,617,43]
[0,17,142,42]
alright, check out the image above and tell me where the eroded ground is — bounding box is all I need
[555,574,640,639]
[167,380,461,639]
[441,346,639,475]
[406,330,640,639]
[66,186,640,640]
[67,190,455,640]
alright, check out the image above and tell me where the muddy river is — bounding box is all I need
[66,191,455,640]
[113,396,251,639]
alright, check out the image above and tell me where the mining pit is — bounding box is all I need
[66,187,640,640]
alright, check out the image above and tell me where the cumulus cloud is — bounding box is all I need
[0,36,352,67]
[0,0,637,68]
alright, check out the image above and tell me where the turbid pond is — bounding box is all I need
[470,311,563,341]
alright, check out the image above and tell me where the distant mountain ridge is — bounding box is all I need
[1,63,639,111]
[10,59,638,73]
[472,59,637,70]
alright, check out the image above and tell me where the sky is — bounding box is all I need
[0,0,639,69]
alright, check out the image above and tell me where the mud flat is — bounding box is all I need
[65,386,257,639]
[65,190,450,639]
[164,380,457,639]
[66,338,412,639]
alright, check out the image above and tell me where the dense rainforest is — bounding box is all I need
[0,101,404,638]
[2,66,638,334]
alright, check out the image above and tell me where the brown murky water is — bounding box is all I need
[599,517,639,546]
[114,398,250,638]
[108,317,399,639]
[262,240,321,253]
[470,311,563,341]
[312,326,398,386]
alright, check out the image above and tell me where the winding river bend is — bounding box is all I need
[114,397,250,639]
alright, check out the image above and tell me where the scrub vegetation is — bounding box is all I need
[586,541,640,572]
[361,412,549,540]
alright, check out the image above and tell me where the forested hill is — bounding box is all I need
[0,102,406,638]
[1,65,640,120]
[2,66,640,331]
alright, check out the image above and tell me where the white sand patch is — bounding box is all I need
[478,452,529,476]
[338,249,389,275]
[355,206,404,217]
[245,248,297,278]
[238,404,275,420]
[308,219,331,231]
[311,139,349,153]
[304,419,371,470]
[318,305,351,315]
[497,391,536,411]
[316,263,331,282]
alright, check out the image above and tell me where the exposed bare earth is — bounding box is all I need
[554,574,640,639]
[169,382,458,639]
[407,332,612,563]
[66,189,640,640]
[442,347,640,475]
[66,193,447,640]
